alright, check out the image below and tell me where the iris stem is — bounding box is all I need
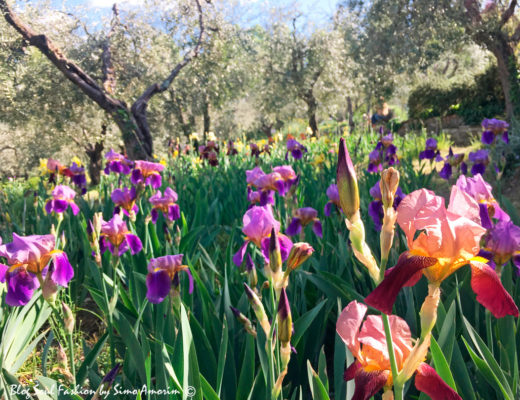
[48,302,76,386]
[382,313,402,400]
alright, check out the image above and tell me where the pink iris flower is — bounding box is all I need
[337,301,461,400]
[365,187,518,318]
[233,206,292,267]
[0,234,73,306]
[45,185,80,215]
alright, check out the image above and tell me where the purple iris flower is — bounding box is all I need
[104,149,133,175]
[0,234,73,306]
[455,174,510,229]
[131,160,165,189]
[367,181,405,231]
[419,138,443,161]
[145,254,193,303]
[233,206,293,267]
[286,207,322,238]
[99,214,142,256]
[482,220,520,274]
[468,149,490,176]
[324,184,341,217]
[367,150,383,173]
[149,188,180,224]
[45,185,79,215]
[481,118,509,145]
[285,139,307,160]
[111,187,138,218]
[68,163,87,193]
[439,147,466,180]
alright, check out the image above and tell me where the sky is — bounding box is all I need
[39,0,339,27]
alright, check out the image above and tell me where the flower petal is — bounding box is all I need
[233,240,250,267]
[351,368,389,400]
[415,363,462,400]
[470,261,519,318]
[125,234,143,255]
[6,269,38,306]
[312,220,323,238]
[51,252,74,287]
[336,300,367,359]
[365,252,437,314]
[286,218,302,236]
[146,270,172,304]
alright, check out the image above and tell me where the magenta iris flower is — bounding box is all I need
[285,139,307,160]
[324,184,341,216]
[99,214,142,256]
[246,166,298,201]
[131,160,165,189]
[481,118,509,145]
[286,207,322,238]
[468,149,490,176]
[111,187,138,217]
[0,234,73,306]
[45,185,79,215]
[233,206,293,266]
[145,254,193,303]
[368,181,405,231]
[104,149,133,175]
[149,188,180,224]
[419,138,443,161]
[456,174,510,229]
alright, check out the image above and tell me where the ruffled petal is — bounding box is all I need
[146,270,172,304]
[312,220,323,238]
[470,261,519,318]
[125,234,143,255]
[286,218,302,236]
[151,208,159,224]
[278,234,293,262]
[69,202,80,216]
[344,360,362,381]
[6,269,38,306]
[352,368,389,400]
[51,252,74,287]
[365,252,437,314]
[0,263,8,282]
[481,130,494,145]
[169,204,181,221]
[415,363,462,400]
[233,240,250,267]
[336,300,367,358]
[324,202,332,217]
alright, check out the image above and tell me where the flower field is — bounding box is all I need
[0,126,519,400]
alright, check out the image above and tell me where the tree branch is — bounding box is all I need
[101,4,118,94]
[501,0,517,26]
[130,0,207,143]
[464,0,482,26]
[0,0,123,113]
